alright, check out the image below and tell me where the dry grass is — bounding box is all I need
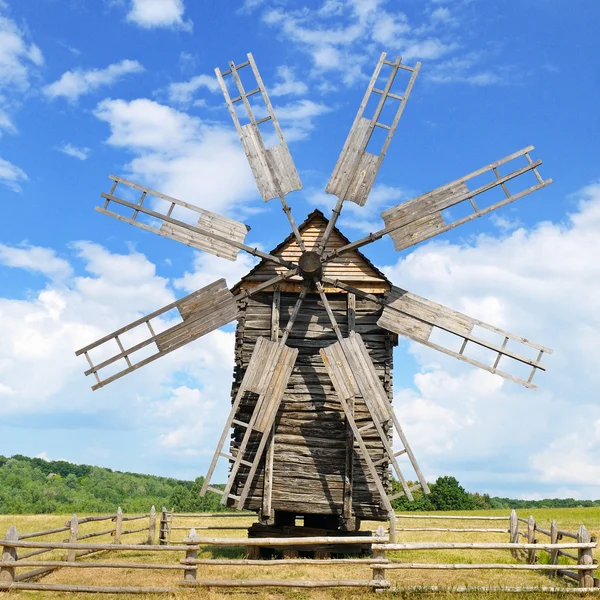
[1,507,599,600]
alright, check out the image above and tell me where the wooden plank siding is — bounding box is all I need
[232,210,391,295]
[228,293,396,521]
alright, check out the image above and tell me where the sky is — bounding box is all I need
[1,0,600,501]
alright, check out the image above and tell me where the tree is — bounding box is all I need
[428,476,475,510]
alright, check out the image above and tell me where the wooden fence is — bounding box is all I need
[0,508,598,593]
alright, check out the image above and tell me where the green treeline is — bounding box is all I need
[0,455,222,514]
[0,455,598,515]
[391,476,600,511]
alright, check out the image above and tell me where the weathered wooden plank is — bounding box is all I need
[378,285,550,389]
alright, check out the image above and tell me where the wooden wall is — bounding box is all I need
[229,292,395,522]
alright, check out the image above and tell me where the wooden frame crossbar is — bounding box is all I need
[319,52,420,254]
[321,334,429,503]
[216,54,302,203]
[201,288,307,510]
[77,270,298,391]
[322,278,552,390]
[98,176,294,269]
[322,146,552,261]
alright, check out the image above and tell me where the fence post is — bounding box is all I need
[114,507,123,544]
[550,519,558,576]
[509,510,518,558]
[527,515,536,564]
[159,506,168,545]
[371,525,388,592]
[182,528,199,586]
[67,515,78,562]
[388,511,397,544]
[0,526,18,583]
[148,505,156,545]
[578,525,594,588]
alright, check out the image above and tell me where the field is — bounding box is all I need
[1,507,599,599]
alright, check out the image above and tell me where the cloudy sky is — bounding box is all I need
[1,0,599,499]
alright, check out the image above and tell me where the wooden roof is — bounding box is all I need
[232,209,391,294]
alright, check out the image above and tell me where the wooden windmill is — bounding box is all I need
[76,51,553,540]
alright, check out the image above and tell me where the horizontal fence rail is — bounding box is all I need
[1,508,598,593]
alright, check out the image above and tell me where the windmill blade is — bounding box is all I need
[97,175,249,262]
[98,175,295,269]
[200,337,299,509]
[377,285,552,389]
[381,146,552,252]
[326,53,420,207]
[320,333,429,504]
[76,279,240,391]
[200,286,307,507]
[216,53,302,202]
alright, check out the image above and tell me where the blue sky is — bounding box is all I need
[1,0,600,499]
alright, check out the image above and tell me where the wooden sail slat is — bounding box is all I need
[76,279,240,390]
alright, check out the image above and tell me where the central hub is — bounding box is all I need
[298,251,323,281]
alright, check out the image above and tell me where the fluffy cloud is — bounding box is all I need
[383,181,600,497]
[43,59,144,102]
[271,65,309,97]
[56,143,91,161]
[262,0,458,84]
[0,240,238,471]
[0,8,43,91]
[93,98,258,216]
[167,74,219,105]
[126,0,192,31]
[0,243,72,280]
[0,156,27,192]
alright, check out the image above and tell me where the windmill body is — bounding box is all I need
[77,51,553,540]
[229,210,396,529]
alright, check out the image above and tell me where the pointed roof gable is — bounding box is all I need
[232,209,391,295]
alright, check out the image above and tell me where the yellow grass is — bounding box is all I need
[1,507,599,600]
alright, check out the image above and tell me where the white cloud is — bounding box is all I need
[167,74,219,105]
[426,53,505,86]
[262,1,459,84]
[43,59,144,102]
[0,10,43,90]
[0,240,238,476]
[0,7,43,133]
[0,156,27,192]
[56,143,91,161]
[271,65,309,97]
[0,243,73,280]
[380,181,600,497]
[0,108,15,135]
[174,251,257,293]
[273,99,332,142]
[126,0,192,31]
[94,98,258,215]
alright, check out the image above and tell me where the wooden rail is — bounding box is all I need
[1,509,598,593]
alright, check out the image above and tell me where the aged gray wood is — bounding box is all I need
[98,188,294,269]
[77,279,240,391]
[321,146,552,263]
[379,563,598,571]
[318,55,420,256]
[99,176,251,262]
[262,289,280,521]
[578,525,594,588]
[377,285,550,389]
[375,542,595,551]
[0,526,17,582]
[66,515,78,563]
[114,507,123,544]
[216,54,302,202]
